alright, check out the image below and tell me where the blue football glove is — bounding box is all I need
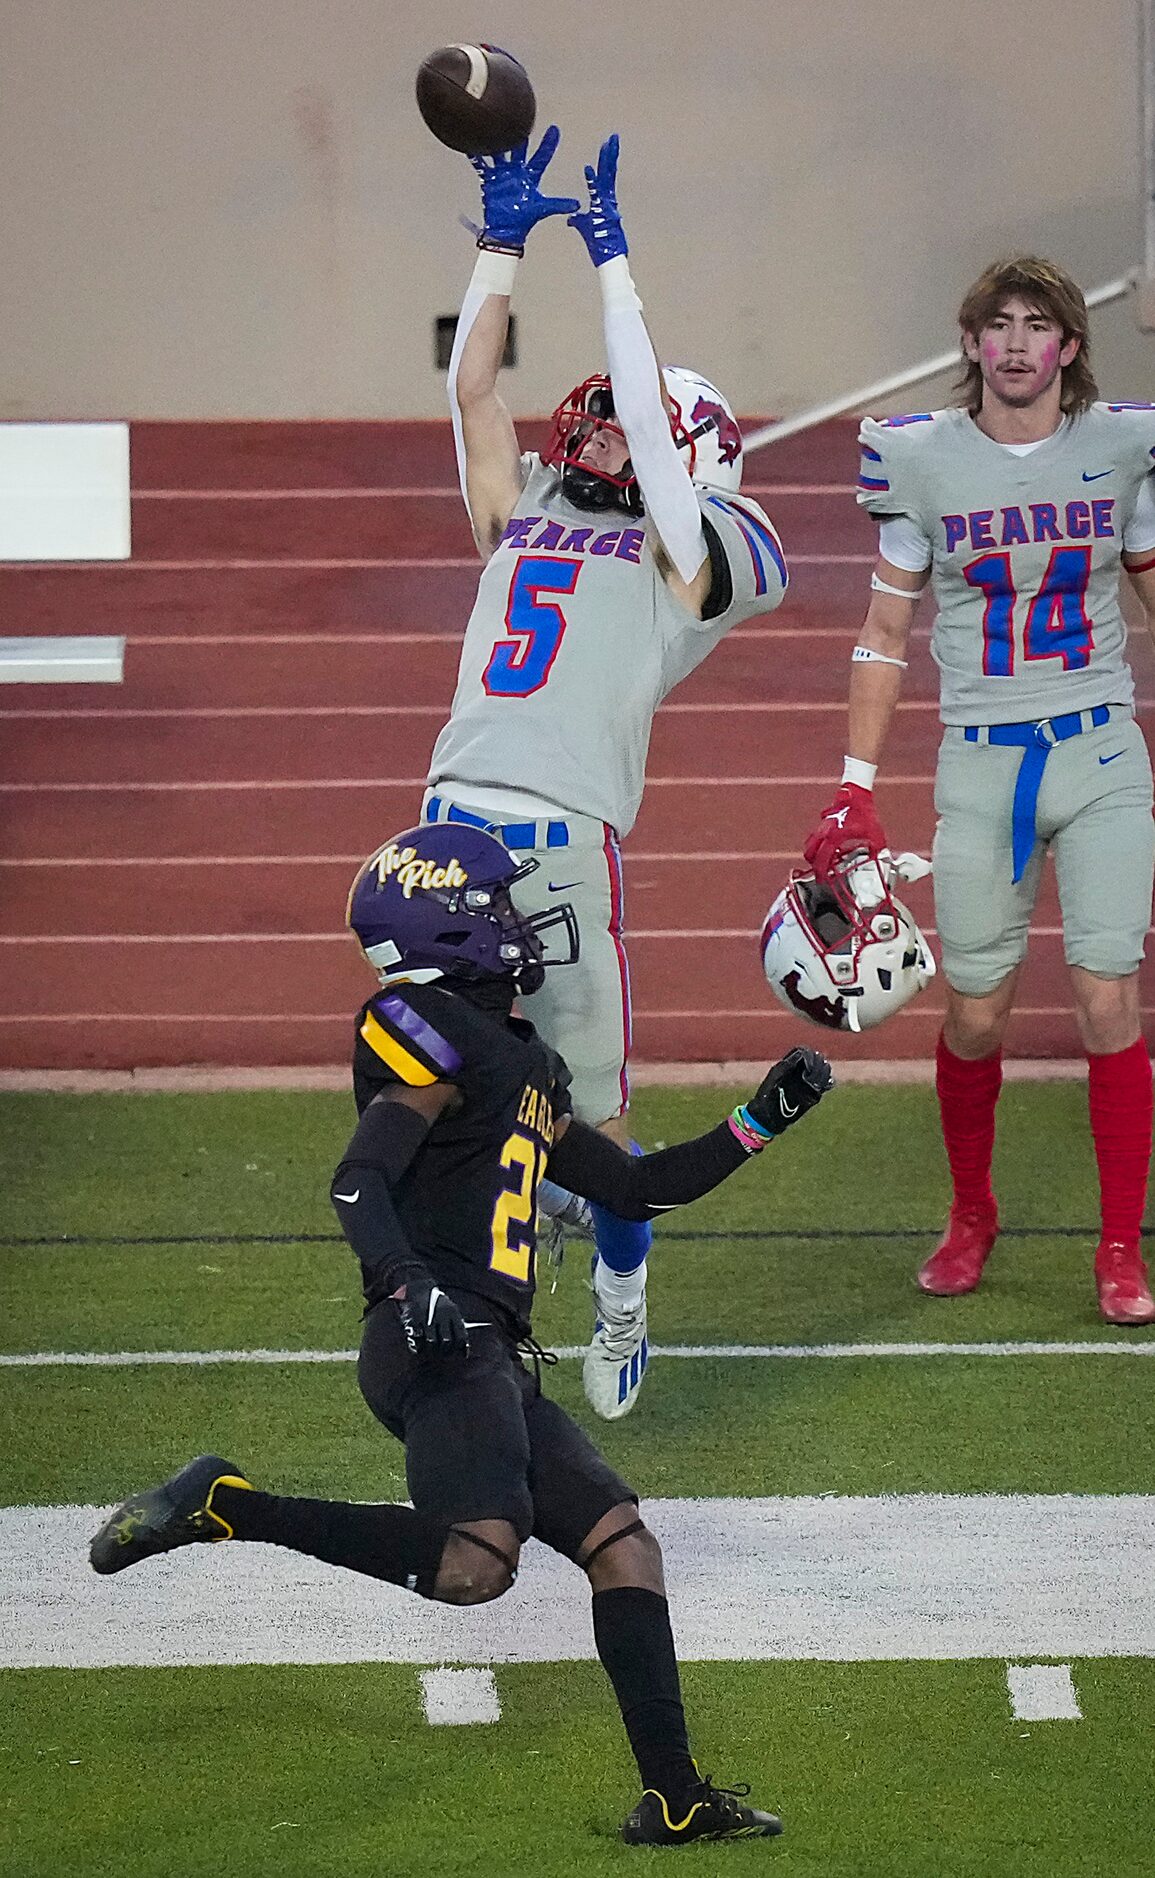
[468,125,580,255]
[568,133,628,266]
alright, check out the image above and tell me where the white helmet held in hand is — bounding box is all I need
[760,853,936,1033]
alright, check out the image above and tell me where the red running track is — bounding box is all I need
[1,417,1152,1071]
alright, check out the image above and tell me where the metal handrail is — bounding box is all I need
[741,271,1139,456]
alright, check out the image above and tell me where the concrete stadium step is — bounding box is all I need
[0,705,972,786]
[0,565,486,638]
[0,993,1096,1073]
[0,559,885,640]
[129,418,860,491]
[0,782,948,862]
[6,629,939,713]
[126,488,871,562]
[1,928,1117,1022]
[0,852,939,935]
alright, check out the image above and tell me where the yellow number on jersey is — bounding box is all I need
[489,1129,542,1286]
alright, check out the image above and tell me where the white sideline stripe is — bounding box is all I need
[3,1341,1153,1369]
[1007,1663,1082,1720]
[7,1496,1154,1668]
[420,1667,501,1726]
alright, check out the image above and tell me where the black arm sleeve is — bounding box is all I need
[330,1096,431,1291]
[546,1116,751,1221]
[699,515,734,621]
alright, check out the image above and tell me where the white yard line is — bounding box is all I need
[2,1341,1152,1369]
[1006,1663,1083,1720]
[420,1667,501,1725]
[5,1495,1153,1669]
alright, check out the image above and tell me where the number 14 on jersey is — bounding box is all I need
[965,545,1095,676]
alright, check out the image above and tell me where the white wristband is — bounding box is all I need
[472,249,519,296]
[597,253,643,313]
[841,756,878,790]
[852,643,908,669]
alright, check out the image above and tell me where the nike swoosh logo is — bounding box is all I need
[1082,469,1114,482]
[779,1096,799,1118]
[1099,751,1124,765]
[548,880,580,893]
[333,1189,360,1202]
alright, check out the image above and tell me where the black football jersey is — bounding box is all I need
[351,980,572,1333]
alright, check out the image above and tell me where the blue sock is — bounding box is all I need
[590,1140,652,1274]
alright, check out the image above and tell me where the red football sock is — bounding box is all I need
[1086,1038,1153,1246]
[936,1032,1002,1212]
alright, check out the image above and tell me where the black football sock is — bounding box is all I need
[211,1484,447,1595]
[592,1585,698,1799]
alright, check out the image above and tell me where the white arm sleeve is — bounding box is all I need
[446,248,519,521]
[877,515,933,573]
[1124,474,1155,553]
[598,256,707,585]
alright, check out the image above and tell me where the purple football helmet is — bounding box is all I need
[346,824,579,993]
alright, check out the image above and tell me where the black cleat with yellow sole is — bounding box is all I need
[622,1776,783,1845]
[89,1453,253,1575]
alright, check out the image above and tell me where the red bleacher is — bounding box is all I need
[1,418,1150,1070]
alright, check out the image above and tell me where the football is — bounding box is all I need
[415,43,536,156]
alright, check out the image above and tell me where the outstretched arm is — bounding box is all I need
[450,129,579,558]
[569,135,710,599]
[546,1047,833,1218]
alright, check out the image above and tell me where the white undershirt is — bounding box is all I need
[877,435,1155,570]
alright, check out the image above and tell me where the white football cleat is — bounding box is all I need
[583,1283,649,1420]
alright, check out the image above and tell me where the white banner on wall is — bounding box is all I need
[0,423,130,561]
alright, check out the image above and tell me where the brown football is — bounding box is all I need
[416,44,536,156]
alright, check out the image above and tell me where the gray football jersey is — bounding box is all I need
[428,456,788,834]
[857,403,1155,724]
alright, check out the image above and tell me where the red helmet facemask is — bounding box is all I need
[542,374,695,515]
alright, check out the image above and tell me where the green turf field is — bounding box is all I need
[2,1085,1153,1878]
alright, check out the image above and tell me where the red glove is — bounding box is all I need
[802,783,889,882]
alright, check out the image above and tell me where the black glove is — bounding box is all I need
[388,1262,469,1360]
[745,1046,834,1137]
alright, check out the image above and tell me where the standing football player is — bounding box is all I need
[802,256,1155,1323]
[423,128,788,1419]
[91,825,832,1845]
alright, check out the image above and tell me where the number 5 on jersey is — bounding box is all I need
[483,555,582,698]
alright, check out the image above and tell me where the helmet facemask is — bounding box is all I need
[347,828,579,997]
[544,375,696,516]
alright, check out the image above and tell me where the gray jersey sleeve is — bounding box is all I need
[694,491,789,625]
[856,414,938,525]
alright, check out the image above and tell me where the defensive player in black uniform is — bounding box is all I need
[90,823,832,1846]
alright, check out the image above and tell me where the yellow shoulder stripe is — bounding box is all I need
[360,1009,438,1086]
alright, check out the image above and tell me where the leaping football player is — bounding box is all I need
[424,128,788,1418]
[802,256,1155,1323]
[91,825,832,1845]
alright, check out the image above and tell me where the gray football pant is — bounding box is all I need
[932,712,1154,997]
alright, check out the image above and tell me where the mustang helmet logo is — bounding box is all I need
[690,395,743,467]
